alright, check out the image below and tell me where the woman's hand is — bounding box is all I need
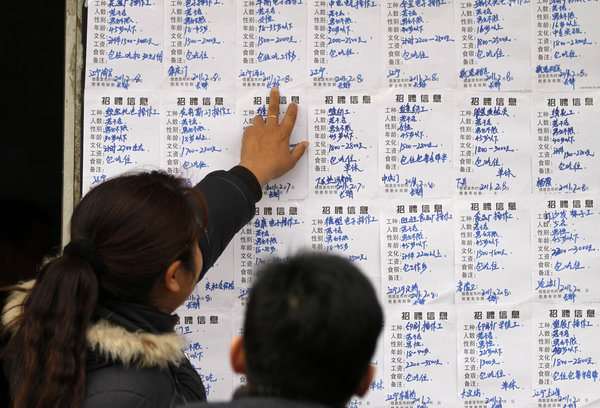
[238,87,309,187]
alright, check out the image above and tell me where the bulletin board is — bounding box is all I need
[80,1,600,407]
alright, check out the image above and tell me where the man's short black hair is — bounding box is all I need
[243,252,383,407]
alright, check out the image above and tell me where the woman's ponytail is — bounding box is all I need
[8,246,99,408]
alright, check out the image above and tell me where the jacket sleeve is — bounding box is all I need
[195,166,262,281]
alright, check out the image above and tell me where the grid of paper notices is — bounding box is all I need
[84,2,600,406]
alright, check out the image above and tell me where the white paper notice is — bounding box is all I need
[381,199,455,306]
[454,91,532,195]
[533,92,599,194]
[384,307,458,406]
[234,202,307,308]
[306,200,381,285]
[455,198,531,305]
[379,89,454,198]
[174,311,234,401]
[309,90,379,200]
[87,1,164,90]
[458,305,532,408]
[236,1,307,89]
[533,1,600,91]
[384,0,456,89]
[456,0,531,91]
[308,1,381,89]
[532,304,600,407]
[531,195,600,304]
[165,1,235,91]
[82,88,161,192]
[159,90,238,185]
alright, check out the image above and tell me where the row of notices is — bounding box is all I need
[87,1,600,91]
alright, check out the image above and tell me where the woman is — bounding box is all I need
[0,88,307,408]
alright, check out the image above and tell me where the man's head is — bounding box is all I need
[230,252,383,406]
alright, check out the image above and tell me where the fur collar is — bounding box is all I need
[2,280,186,369]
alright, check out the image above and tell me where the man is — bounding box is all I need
[184,252,383,408]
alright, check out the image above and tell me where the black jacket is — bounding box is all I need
[1,168,261,408]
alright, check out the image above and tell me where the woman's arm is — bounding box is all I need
[194,167,259,280]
